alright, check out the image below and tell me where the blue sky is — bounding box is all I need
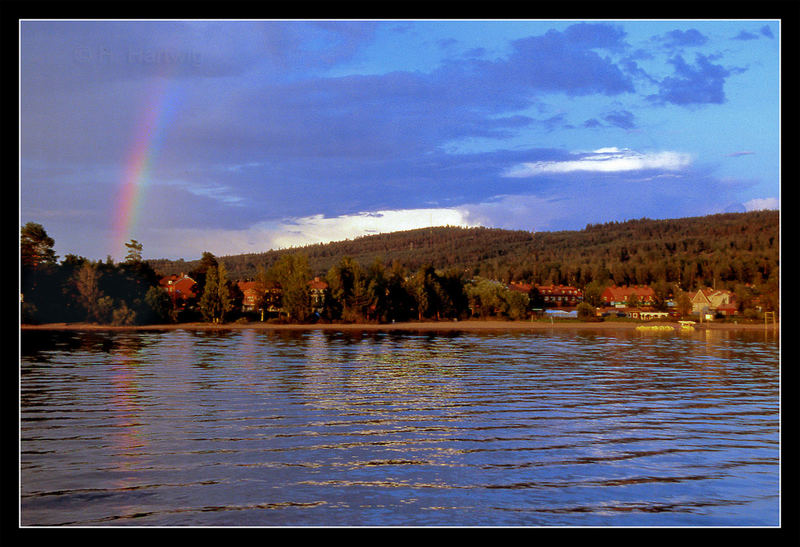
[20,19,780,261]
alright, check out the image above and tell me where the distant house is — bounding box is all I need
[237,280,267,312]
[535,284,584,307]
[688,288,738,316]
[263,280,283,316]
[308,277,329,314]
[508,281,533,294]
[601,285,655,307]
[159,274,198,309]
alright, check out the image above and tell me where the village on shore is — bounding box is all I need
[151,270,774,328]
[21,221,779,330]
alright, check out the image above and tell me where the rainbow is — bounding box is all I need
[112,75,179,260]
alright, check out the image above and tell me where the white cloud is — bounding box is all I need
[162,179,245,205]
[743,197,779,211]
[269,208,478,249]
[144,208,480,259]
[503,147,692,177]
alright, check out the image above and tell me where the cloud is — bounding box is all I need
[661,29,709,48]
[269,209,478,248]
[603,110,636,129]
[503,147,692,177]
[142,208,480,258]
[650,54,732,105]
[497,24,634,96]
[733,30,759,41]
[760,25,774,39]
[743,197,778,211]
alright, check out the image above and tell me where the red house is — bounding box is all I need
[159,274,198,308]
[308,277,329,313]
[508,281,533,293]
[601,285,655,307]
[237,281,267,312]
[535,284,584,306]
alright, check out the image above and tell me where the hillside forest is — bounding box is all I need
[21,210,779,325]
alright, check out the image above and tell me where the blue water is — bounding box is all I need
[19,327,780,526]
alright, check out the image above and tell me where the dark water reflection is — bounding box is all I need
[20,328,779,526]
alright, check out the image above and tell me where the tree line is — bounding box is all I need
[150,211,779,293]
[20,210,780,325]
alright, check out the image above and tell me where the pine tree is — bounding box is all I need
[217,262,234,323]
[200,265,220,323]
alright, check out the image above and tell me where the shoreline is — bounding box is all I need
[20,320,778,332]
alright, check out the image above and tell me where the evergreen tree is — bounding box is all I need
[124,239,143,263]
[200,265,221,323]
[217,262,235,323]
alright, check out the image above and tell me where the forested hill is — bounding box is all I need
[147,210,779,291]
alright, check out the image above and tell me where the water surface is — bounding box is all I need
[20,327,780,526]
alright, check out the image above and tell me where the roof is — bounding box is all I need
[160,274,197,292]
[601,285,656,299]
[308,277,329,290]
[238,281,266,293]
[159,274,197,299]
[172,277,197,297]
[535,284,582,293]
[689,288,734,304]
[509,282,533,293]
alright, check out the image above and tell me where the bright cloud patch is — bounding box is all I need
[503,147,692,177]
[145,208,480,258]
[269,209,478,248]
[744,197,779,211]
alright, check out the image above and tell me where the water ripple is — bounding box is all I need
[20,328,780,526]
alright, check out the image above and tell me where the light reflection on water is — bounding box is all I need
[20,328,779,526]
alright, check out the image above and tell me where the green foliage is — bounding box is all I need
[21,222,57,267]
[200,264,221,323]
[150,211,778,297]
[145,286,175,323]
[503,290,529,320]
[268,253,312,322]
[217,262,235,322]
[75,261,104,322]
[326,256,365,321]
[124,239,143,263]
[21,211,780,325]
[111,300,137,326]
[577,302,595,319]
[466,277,509,319]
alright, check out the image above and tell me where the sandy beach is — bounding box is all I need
[20,320,778,332]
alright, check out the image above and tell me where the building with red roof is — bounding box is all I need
[159,274,198,309]
[535,284,584,307]
[308,277,329,313]
[237,280,267,312]
[600,285,655,307]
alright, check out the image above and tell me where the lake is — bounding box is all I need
[19,327,780,527]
